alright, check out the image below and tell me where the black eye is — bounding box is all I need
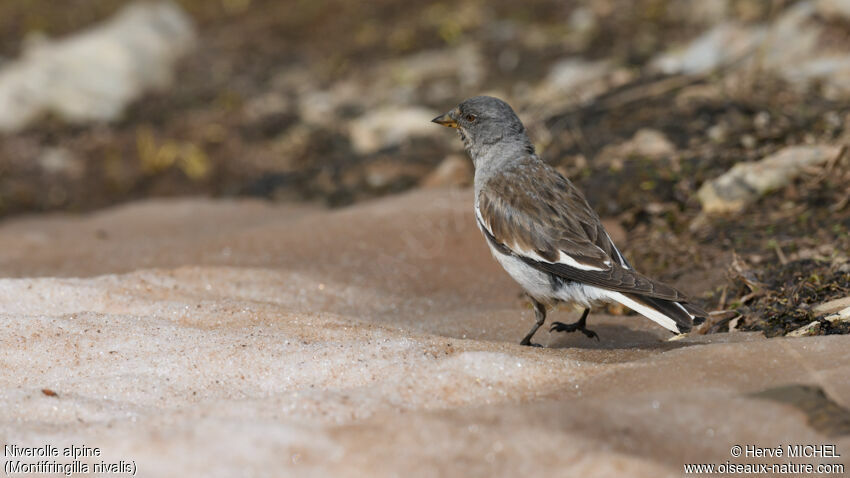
[465,114,477,122]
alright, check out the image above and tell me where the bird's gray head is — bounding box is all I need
[432,96,534,163]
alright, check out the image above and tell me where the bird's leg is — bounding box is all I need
[550,308,600,341]
[519,298,546,347]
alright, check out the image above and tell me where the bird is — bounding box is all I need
[432,96,707,346]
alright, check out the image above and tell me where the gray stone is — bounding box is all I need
[816,0,850,20]
[597,128,676,163]
[532,58,613,104]
[651,23,765,75]
[37,147,84,179]
[787,321,821,337]
[0,2,195,132]
[651,2,850,98]
[698,145,842,214]
[420,155,473,189]
[813,297,850,316]
[348,106,440,155]
[826,306,850,323]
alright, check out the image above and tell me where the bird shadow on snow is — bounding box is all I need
[529,308,739,354]
[543,322,694,351]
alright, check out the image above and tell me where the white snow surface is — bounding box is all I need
[0,190,847,477]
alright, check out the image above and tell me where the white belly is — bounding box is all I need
[486,241,613,308]
[490,246,552,299]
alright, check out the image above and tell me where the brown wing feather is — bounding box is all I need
[478,159,611,268]
[478,157,689,302]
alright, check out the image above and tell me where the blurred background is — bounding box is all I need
[0,0,848,335]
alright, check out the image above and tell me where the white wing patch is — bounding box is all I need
[604,230,629,269]
[674,301,695,319]
[475,205,607,272]
[554,250,606,271]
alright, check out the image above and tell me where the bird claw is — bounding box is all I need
[548,321,573,333]
[519,339,543,348]
[549,321,600,341]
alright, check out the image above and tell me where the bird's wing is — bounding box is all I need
[476,159,687,301]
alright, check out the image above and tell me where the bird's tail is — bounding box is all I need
[606,291,707,334]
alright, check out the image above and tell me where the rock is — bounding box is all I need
[420,155,473,189]
[813,296,850,316]
[651,23,765,75]
[293,79,368,127]
[567,7,597,37]
[529,58,615,108]
[0,1,195,132]
[622,129,676,158]
[787,321,821,337]
[542,58,611,92]
[740,134,757,150]
[278,44,485,132]
[359,159,429,191]
[325,44,488,109]
[748,384,850,437]
[597,128,676,163]
[816,0,850,20]
[698,145,842,214]
[497,49,520,73]
[763,3,822,68]
[686,0,732,24]
[348,106,439,155]
[387,44,485,92]
[297,90,337,126]
[707,123,728,143]
[784,56,850,99]
[826,306,850,324]
[243,92,290,122]
[651,2,850,97]
[566,7,597,48]
[789,304,850,336]
[37,147,84,179]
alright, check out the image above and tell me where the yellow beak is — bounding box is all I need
[431,108,459,128]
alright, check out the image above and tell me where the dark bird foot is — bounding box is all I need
[519,340,543,348]
[549,321,599,340]
[549,308,599,341]
[518,299,547,347]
